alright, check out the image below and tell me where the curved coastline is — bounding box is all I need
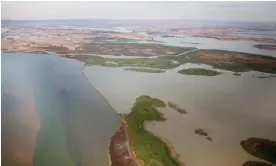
[79,66,187,166]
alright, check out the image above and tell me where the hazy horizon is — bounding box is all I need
[2,1,276,22]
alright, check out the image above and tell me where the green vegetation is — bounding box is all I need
[126,95,181,166]
[241,138,276,164]
[69,48,276,74]
[72,55,179,69]
[80,43,194,56]
[178,68,221,76]
[168,101,187,114]
[125,68,165,73]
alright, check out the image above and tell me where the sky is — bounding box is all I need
[2,1,276,22]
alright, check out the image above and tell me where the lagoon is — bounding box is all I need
[83,64,276,166]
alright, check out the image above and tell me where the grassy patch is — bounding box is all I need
[125,68,165,73]
[126,95,181,166]
[178,68,221,76]
[72,55,179,69]
[80,43,194,56]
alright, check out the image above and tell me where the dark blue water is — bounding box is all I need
[2,53,120,166]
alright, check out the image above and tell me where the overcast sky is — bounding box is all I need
[2,1,276,22]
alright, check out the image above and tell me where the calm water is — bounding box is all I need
[83,65,276,166]
[152,35,276,57]
[231,30,276,39]
[131,31,276,57]
[2,53,120,166]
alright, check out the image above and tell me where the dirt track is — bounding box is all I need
[109,122,139,166]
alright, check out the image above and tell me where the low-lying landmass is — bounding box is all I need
[126,95,183,166]
[168,101,187,114]
[109,95,185,166]
[253,44,276,51]
[178,68,221,76]
[79,43,193,56]
[124,68,165,73]
[165,49,276,74]
[67,49,276,74]
[241,137,276,164]
[67,55,179,69]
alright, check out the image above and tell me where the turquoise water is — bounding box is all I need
[2,53,120,166]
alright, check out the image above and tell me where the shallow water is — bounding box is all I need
[83,65,276,166]
[2,53,120,166]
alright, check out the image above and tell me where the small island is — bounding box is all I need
[178,68,221,76]
[168,101,187,114]
[241,137,276,164]
[124,68,165,73]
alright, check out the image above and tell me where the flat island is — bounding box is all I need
[109,95,185,166]
[178,68,221,76]
[241,137,276,164]
[124,68,165,73]
[68,55,179,69]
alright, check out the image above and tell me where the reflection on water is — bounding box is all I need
[83,65,276,166]
[2,53,120,166]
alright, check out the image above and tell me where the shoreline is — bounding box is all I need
[108,95,186,166]
[79,63,123,166]
[108,118,186,166]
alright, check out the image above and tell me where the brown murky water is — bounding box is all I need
[83,65,276,166]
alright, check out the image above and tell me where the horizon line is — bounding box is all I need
[2,18,276,23]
